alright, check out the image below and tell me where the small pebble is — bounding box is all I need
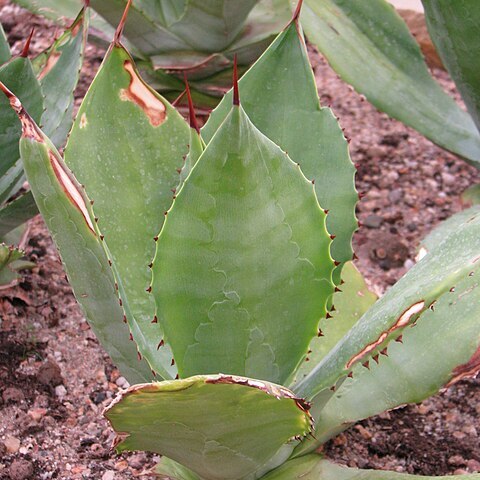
[38,360,63,386]
[2,387,25,403]
[4,435,20,453]
[364,214,383,229]
[102,470,115,480]
[55,385,67,399]
[404,259,415,270]
[9,459,34,480]
[115,376,130,389]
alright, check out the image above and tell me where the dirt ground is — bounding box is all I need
[0,2,479,479]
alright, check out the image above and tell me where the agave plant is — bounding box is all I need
[1,1,480,479]
[0,5,88,286]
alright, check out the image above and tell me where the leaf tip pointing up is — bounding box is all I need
[0,80,44,142]
[113,0,133,45]
[291,0,304,23]
[20,28,34,58]
[233,54,240,106]
[184,73,200,134]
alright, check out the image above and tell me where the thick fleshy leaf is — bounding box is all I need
[39,5,88,147]
[65,44,190,379]
[155,458,201,480]
[91,0,257,54]
[0,159,24,205]
[301,0,480,166]
[262,455,480,480]
[418,205,480,258]
[462,184,480,206]
[105,374,312,480]
[0,23,11,65]
[294,210,480,402]
[12,0,84,22]
[203,21,357,284]
[0,56,43,178]
[423,0,480,133]
[0,191,38,237]
[11,0,114,43]
[0,239,26,287]
[290,262,376,388]
[153,104,334,384]
[1,86,154,384]
[89,0,189,56]
[295,257,480,454]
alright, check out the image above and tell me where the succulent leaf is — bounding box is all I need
[155,457,201,480]
[294,210,480,401]
[0,23,11,65]
[0,55,44,181]
[261,455,480,480]
[301,0,480,166]
[295,257,480,454]
[105,374,312,480]
[418,205,480,257]
[290,262,376,388]
[203,21,357,284]
[462,184,480,206]
[1,85,154,384]
[0,191,38,237]
[64,43,190,379]
[153,103,334,383]
[39,4,89,147]
[0,160,24,206]
[0,243,25,290]
[423,0,480,134]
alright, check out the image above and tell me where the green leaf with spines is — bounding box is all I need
[0,56,44,179]
[295,251,480,454]
[153,103,334,384]
[301,0,480,167]
[203,21,357,284]
[290,262,377,388]
[64,44,190,380]
[39,4,89,147]
[294,210,480,402]
[261,455,480,480]
[105,374,312,480]
[422,0,480,134]
[4,91,153,384]
[0,23,11,65]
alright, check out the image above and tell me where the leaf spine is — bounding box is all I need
[20,28,34,58]
[233,54,240,106]
[113,0,133,45]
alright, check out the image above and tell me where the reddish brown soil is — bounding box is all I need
[0,2,479,479]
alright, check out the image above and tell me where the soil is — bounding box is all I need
[0,2,479,479]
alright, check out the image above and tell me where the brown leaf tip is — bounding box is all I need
[233,54,240,106]
[184,73,200,134]
[292,0,304,23]
[21,28,34,58]
[113,0,133,45]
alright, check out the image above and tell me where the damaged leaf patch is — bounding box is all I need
[120,60,166,127]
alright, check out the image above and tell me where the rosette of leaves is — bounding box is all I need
[2,2,480,479]
[0,5,88,286]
